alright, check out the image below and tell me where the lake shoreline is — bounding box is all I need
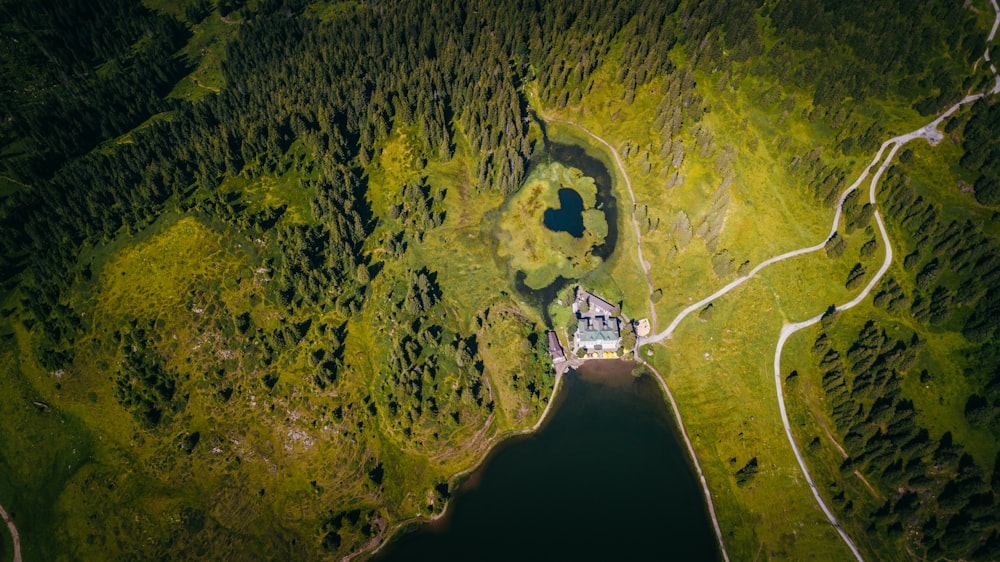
[349,366,568,562]
[370,359,721,562]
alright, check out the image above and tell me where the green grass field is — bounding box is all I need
[1,0,997,559]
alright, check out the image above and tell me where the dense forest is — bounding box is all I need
[0,0,997,559]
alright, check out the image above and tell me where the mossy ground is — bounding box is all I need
[496,161,606,289]
[0,115,555,558]
[526,22,988,557]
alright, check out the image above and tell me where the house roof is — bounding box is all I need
[576,316,620,343]
[547,331,566,359]
[577,287,617,317]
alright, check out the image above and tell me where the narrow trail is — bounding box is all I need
[772,7,1000,557]
[644,0,1000,348]
[0,502,22,562]
[641,360,731,562]
[641,138,892,346]
[0,175,31,190]
[637,3,1000,559]
[542,116,659,331]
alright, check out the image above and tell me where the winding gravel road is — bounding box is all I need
[637,3,1000,559]
[0,502,21,562]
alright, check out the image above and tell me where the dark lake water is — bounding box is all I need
[543,188,586,237]
[374,361,720,562]
[512,134,620,325]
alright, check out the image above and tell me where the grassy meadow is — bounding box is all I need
[1,0,997,559]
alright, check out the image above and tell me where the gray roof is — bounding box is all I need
[576,316,620,343]
[547,331,566,359]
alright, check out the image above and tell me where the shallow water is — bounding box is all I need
[512,138,620,326]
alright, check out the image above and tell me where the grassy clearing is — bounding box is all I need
[0,344,93,562]
[539,120,651,319]
[650,281,856,560]
[219,168,316,225]
[166,11,239,102]
[783,298,1000,559]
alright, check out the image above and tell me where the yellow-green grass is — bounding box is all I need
[538,67,864,555]
[496,162,606,289]
[782,300,999,560]
[900,131,1000,236]
[99,111,176,154]
[141,0,199,20]
[166,11,240,102]
[652,279,857,560]
[307,0,362,23]
[1,210,333,558]
[533,67,865,332]
[219,167,317,226]
[527,29,958,558]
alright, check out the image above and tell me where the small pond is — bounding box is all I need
[543,188,586,238]
[510,130,620,325]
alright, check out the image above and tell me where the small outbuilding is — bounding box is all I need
[547,331,567,363]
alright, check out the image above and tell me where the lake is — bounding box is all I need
[375,360,721,561]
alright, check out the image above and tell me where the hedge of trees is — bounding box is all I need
[810,322,1000,559]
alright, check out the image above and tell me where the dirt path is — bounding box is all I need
[347,6,1000,560]
[0,502,22,562]
[0,175,31,190]
[638,4,1000,559]
[541,116,659,332]
[640,359,731,562]
[821,427,881,499]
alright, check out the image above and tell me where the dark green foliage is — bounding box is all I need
[964,394,1000,431]
[816,320,1000,557]
[785,370,799,389]
[181,432,201,454]
[858,240,877,260]
[873,277,908,314]
[735,457,759,487]
[845,263,867,290]
[812,333,831,355]
[825,233,847,258]
[975,176,1000,206]
[185,0,213,23]
[114,325,183,428]
[0,0,993,558]
[0,0,192,176]
[915,259,941,289]
[961,99,1000,198]
[883,162,1000,343]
